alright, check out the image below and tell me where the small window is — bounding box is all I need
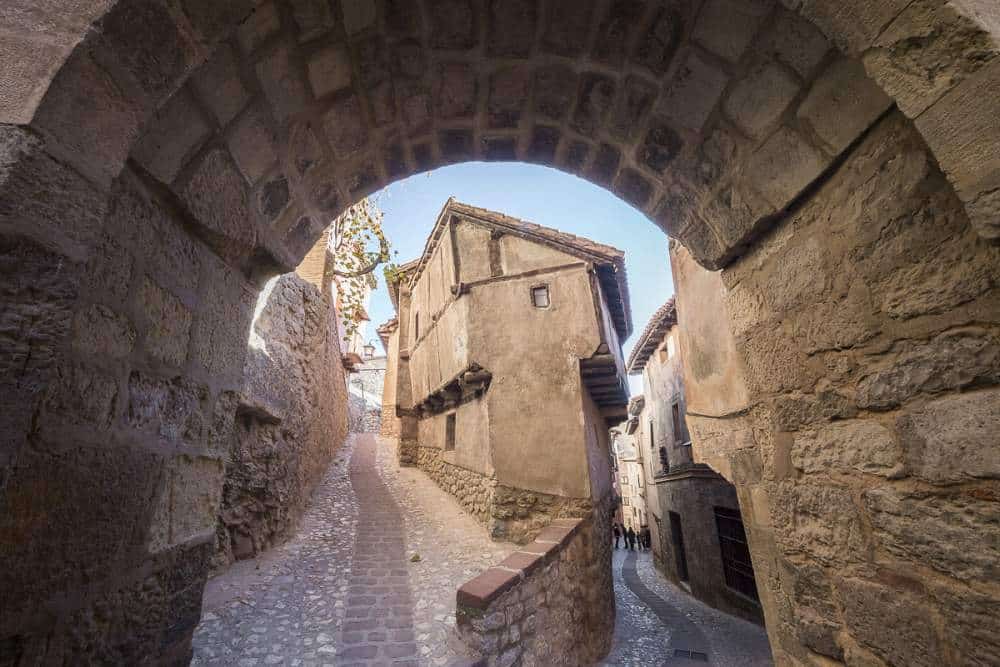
[414,312,420,340]
[531,285,550,308]
[714,507,759,601]
[667,334,676,358]
[445,413,456,451]
[672,401,688,445]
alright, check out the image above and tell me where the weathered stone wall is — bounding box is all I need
[415,444,596,545]
[456,493,616,666]
[214,274,348,568]
[673,111,1000,665]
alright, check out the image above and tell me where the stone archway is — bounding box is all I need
[1,0,999,664]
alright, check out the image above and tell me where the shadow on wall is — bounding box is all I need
[213,273,349,569]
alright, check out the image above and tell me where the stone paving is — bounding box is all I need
[192,433,772,666]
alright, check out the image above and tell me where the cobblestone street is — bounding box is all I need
[192,434,772,665]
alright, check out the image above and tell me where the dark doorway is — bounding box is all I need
[714,507,759,601]
[669,511,689,582]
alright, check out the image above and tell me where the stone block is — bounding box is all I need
[856,330,1000,411]
[658,50,729,132]
[835,577,944,667]
[487,0,537,57]
[865,487,999,581]
[0,126,105,259]
[42,362,119,429]
[257,174,290,221]
[256,44,311,121]
[290,0,337,41]
[791,419,901,477]
[770,482,865,565]
[692,0,771,63]
[587,143,621,186]
[526,126,559,165]
[533,64,577,121]
[169,455,225,544]
[385,0,422,39]
[0,30,72,125]
[33,49,142,187]
[744,127,830,210]
[915,58,1000,203]
[191,44,250,127]
[227,105,279,185]
[342,0,376,35]
[542,0,596,56]
[97,0,199,102]
[795,0,917,56]
[308,43,353,99]
[608,76,657,141]
[897,390,1000,483]
[179,148,255,253]
[637,118,682,174]
[354,35,390,87]
[757,9,830,78]
[435,63,477,119]
[571,73,616,136]
[482,136,518,161]
[398,81,432,131]
[488,66,530,129]
[132,88,211,185]
[613,169,653,208]
[237,2,281,54]
[724,62,800,139]
[797,58,893,154]
[285,122,323,179]
[458,568,521,610]
[180,0,254,44]
[85,235,132,305]
[72,304,135,359]
[591,0,646,67]
[191,257,255,381]
[428,0,477,50]
[127,371,208,444]
[633,6,685,76]
[322,92,368,157]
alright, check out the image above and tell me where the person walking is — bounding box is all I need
[612,523,622,549]
[626,526,636,551]
[642,526,652,550]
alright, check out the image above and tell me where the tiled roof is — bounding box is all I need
[408,199,633,339]
[626,298,677,375]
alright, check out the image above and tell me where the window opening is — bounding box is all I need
[714,507,759,601]
[445,413,456,451]
[531,285,550,308]
[669,511,689,582]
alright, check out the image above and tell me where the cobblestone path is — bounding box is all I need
[192,433,770,666]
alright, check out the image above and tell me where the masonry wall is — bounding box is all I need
[214,274,348,568]
[673,111,1000,665]
[380,326,401,438]
[456,494,616,666]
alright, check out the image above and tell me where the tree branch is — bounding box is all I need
[329,237,390,278]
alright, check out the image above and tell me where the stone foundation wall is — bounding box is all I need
[214,274,348,568]
[456,492,615,666]
[415,445,595,544]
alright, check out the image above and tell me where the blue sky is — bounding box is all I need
[366,163,674,394]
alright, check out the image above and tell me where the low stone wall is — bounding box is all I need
[213,275,348,568]
[455,495,615,666]
[415,445,595,544]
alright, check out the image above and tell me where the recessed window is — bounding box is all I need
[414,312,420,340]
[714,506,759,601]
[531,285,550,308]
[445,413,456,451]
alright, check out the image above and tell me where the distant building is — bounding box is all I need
[348,343,386,433]
[627,299,763,625]
[383,199,631,542]
[612,396,648,531]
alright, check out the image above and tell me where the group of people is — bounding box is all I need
[612,523,651,550]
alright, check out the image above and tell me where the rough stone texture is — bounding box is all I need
[215,274,349,568]
[673,110,1000,665]
[456,492,616,666]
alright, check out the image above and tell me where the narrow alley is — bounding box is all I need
[192,434,771,666]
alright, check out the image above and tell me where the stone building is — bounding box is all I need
[347,348,387,433]
[628,298,763,624]
[613,397,650,532]
[385,199,631,544]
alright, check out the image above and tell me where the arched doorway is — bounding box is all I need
[1,1,998,664]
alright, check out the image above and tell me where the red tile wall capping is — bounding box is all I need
[456,518,584,610]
